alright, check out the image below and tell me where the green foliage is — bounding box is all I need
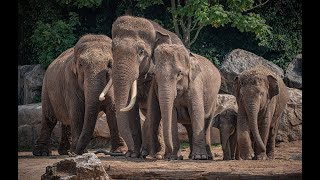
[56,0,103,8]
[136,0,163,10]
[31,12,79,68]
[180,142,190,150]
[32,95,42,103]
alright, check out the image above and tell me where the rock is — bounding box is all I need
[220,49,284,94]
[285,54,302,89]
[277,88,302,143]
[18,103,61,149]
[23,64,45,104]
[41,153,110,180]
[18,125,34,148]
[18,103,42,126]
[18,65,37,105]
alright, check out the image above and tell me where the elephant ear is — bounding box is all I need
[212,114,220,128]
[188,53,201,81]
[151,31,172,66]
[233,76,241,101]
[267,75,279,98]
[71,58,77,75]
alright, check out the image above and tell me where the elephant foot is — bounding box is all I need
[58,148,69,155]
[32,144,51,156]
[267,152,275,160]
[166,155,183,160]
[192,154,210,160]
[140,149,149,158]
[111,145,127,154]
[125,150,140,158]
[155,154,164,160]
[254,153,267,160]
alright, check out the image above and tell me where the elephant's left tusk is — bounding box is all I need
[120,80,137,112]
[99,79,113,101]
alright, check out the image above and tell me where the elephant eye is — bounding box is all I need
[177,70,183,80]
[79,63,82,67]
[139,49,144,56]
[107,61,112,69]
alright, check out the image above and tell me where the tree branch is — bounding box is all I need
[171,0,180,37]
[245,0,270,12]
[189,25,204,47]
[190,21,198,32]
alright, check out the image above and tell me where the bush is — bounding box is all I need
[31,12,79,68]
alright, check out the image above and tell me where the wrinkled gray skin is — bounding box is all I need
[148,43,221,160]
[234,65,289,160]
[33,34,126,156]
[110,15,187,158]
[213,108,239,160]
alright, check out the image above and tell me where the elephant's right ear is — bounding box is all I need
[154,31,172,48]
[212,115,220,128]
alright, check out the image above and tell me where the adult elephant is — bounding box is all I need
[33,34,126,156]
[99,15,189,158]
[147,43,221,160]
[234,65,289,160]
[213,108,239,160]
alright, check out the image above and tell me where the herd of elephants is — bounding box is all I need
[32,15,289,161]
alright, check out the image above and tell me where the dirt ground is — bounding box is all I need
[18,140,302,180]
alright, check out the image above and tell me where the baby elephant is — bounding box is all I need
[234,65,289,160]
[147,38,221,160]
[212,108,239,160]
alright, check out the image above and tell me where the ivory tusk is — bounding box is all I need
[99,79,113,101]
[120,80,137,112]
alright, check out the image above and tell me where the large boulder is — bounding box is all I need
[41,153,110,180]
[220,49,284,94]
[18,65,37,105]
[18,103,113,149]
[23,64,45,104]
[18,103,61,149]
[277,88,302,143]
[285,54,302,89]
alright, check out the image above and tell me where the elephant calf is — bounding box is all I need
[213,108,239,160]
[147,42,221,160]
[33,34,126,156]
[234,65,289,160]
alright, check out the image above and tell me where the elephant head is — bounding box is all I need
[234,66,280,155]
[213,109,237,160]
[71,34,113,153]
[153,44,201,150]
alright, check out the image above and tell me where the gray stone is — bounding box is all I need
[277,88,302,143]
[220,49,284,94]
[18,65,37,105]
[41,153,110,180]
[285,54,302,89]
[18,125,35,148]
[23,64,45,104]
[18,103,42,126]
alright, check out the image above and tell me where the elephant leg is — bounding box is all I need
[127,103,142,158]
[33,110,57,156]
[168,108,182,160]
[58,124,71,155]
[183,124,193,159]
[229,130,237,160]
[189,94,208,160]
[205,118,213,160]
[266,115,281,159]
[237,105,253,160]
[104,107,126,154]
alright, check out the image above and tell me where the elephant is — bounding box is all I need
[146,43,221,160]
[212,108,239,160]
[32,34,126,156]
[234,65,289,160]
[99,15,187,158]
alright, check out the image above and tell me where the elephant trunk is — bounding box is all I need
[75,74,106,154]
[244,98,266,154]
[158,83,175,155]
[112,57,138,150]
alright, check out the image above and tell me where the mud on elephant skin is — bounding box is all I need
[213,108,239,160]
[33,34,126,156]
[146,43,221,160]
[234,65,289,160]
[99,15,185,158]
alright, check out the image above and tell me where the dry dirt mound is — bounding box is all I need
[18,141,301,180]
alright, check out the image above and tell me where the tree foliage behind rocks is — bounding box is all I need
[18,0,301,71]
